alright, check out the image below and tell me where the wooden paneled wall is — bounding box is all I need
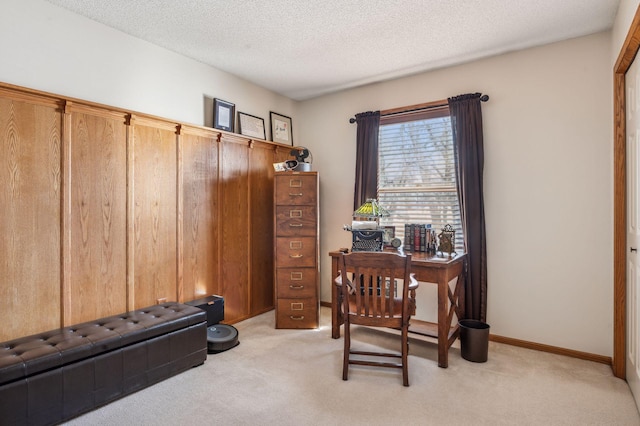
[1,88,63,339]
[64,103,128,325]
[0,83,292,341]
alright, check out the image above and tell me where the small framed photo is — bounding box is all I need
[213,98,235,132]
[238,112,266,140]
[270,112,293,145]
[382,226,396,247]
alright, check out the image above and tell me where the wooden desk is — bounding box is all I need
[329,250,466,368]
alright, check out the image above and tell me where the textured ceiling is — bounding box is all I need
[45,0,620,101]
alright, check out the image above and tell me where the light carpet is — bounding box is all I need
[65,307,640,425]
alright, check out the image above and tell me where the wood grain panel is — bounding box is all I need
[220,136,250,321]
[181,126,220,302]
[249,143,277,314]
[66,106,128,324]
[0,95,62,341]
[131,118,178,309]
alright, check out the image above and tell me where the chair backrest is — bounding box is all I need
[338,251,413,326]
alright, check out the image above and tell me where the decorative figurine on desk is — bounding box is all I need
[390,237,402,249]
[437,224,457,258]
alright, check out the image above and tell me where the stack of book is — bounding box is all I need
[404,224,437,254]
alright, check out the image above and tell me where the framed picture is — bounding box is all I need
[213,98,235,132]
[270,112,293,145]
[238,112,266,139]
[382,226,396,247]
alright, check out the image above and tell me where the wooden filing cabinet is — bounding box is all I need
[274,171,319,328]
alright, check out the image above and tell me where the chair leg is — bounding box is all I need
[402,325,409,386]
[343,318,350,381]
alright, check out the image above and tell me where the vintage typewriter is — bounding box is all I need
[344,199,389,252]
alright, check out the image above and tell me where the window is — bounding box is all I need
[377,105,464,252]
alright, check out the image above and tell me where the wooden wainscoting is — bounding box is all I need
[180,124,221,309]
[1,88,63,337]
[0,82,291,342]
[63,102,129,325]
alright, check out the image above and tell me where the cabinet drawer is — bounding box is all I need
[275,206,317,236]
[276,268,317,298]
[276,298,318,329]
[275,174,317,205]
[276,237,316,267]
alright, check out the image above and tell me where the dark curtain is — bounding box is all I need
[448,93,488,322]
[353,111,380,210]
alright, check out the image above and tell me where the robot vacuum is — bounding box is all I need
[206,324,239,354]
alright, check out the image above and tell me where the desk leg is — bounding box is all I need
[331,256,341,339]
[436,265,465,368]
[437,277,449,368]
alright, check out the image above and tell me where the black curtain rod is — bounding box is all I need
[348,94,489,123]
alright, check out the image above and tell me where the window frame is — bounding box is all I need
[377,102,464,252]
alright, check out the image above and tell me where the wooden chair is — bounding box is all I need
[335,251,419,386]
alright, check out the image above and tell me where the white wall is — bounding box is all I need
[0,0,297,136]
[299,32,613,357]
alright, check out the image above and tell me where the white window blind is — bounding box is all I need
[378,107,464,252]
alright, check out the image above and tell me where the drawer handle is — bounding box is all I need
[289,254,303,258]
[289,223,303,227]
[290,316,305,321]
[289,192,303,197]
[289,285,305,290]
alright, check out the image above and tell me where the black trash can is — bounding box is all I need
[459,319,490,362]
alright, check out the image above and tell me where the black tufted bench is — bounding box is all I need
[0,302,207,425]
